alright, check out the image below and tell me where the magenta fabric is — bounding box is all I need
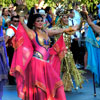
[24,57,66,100]
[10,22,66,100]
[49,34,67,76]
[10,22,33,72]
[10,22,33,98]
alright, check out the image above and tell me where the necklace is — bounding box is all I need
[35,30,50,46]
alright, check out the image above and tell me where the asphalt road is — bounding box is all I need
[2,70,100,100]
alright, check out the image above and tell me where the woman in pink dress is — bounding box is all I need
[10,14,78,100]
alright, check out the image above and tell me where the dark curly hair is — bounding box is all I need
[27,13,43,29]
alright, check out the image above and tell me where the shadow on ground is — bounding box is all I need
[2,70,100,100]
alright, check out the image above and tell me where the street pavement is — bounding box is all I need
[2,70,100,100]
[66,70,100,100]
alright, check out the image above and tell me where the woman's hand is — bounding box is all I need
[64,25,79,35]
[72,25,79,31]
[64,25,78,33]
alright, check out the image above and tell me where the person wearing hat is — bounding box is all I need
[39,9,49,28]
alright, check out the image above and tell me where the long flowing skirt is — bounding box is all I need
[23,57,66,100]
[62,50,84,91]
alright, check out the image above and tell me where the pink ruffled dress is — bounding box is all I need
[10,22,67,100]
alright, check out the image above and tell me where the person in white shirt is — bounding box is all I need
[72,2,81,43]
[6,15,19,40]
[72,2,81,25]
[5,15,19,85]
[68,9,81,42]
[68,9,81,67]
[6,24,17,40]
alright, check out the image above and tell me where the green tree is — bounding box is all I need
[2,0,16,7]
[1,0,100,13]
[26,0,38,9]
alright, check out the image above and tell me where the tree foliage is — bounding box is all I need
[26,0,38,9]
[2,0,38,9]
[1,0,100,13]
[2,0,16,7]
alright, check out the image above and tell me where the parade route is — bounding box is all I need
[2,70,100,100]
[66,70,100,100]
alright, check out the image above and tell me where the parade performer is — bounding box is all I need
[0,17,9,100]
[86,26,100,84]
[10,14,77,100]
[85,14,100,84]
[55,13,84,91]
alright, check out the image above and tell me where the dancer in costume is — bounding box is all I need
[10,14,78,100]
[85,13,100,84]
[0,17,9,100]
[55,13,84,91]
[82,14,99,69]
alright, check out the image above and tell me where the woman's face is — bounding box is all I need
[4,8,8,16]
[61,15,68,25]
[34,17,43,29]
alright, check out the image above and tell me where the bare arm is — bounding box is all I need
[47,28,65,36]
[81,5,100,35]
[87,15,100,34]
[47,26,78,36]
[5,35,9,44]
[20,17,35,40]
